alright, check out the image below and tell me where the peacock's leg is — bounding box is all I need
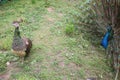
[115,68,119,80]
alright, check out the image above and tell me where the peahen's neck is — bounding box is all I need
[12,27,25,51]
[14,27,21,38]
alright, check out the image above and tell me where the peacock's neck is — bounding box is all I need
[104,32,110,41]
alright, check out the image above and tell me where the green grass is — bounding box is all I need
[65,23,75,35]
[0,0,114,80]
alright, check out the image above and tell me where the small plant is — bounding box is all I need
[12,73,37,80]
[78,68,85,78]
[44,0,50,7]
[0,0,9,4]
[31,0,36,4]
[65,23,75,35]
[0,53,14,72]
[0,53,7,72]
[0,37,12,50]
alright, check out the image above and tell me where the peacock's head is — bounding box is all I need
[107,25,112,32]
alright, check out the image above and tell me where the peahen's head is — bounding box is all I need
[13,21,19,28]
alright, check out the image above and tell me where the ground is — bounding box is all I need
[0,0,114,80]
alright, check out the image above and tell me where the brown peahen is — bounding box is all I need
[11,21,32,63]
[90,0,120,80]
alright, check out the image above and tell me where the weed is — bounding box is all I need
[12,73,37,80]
[44,0,50,7]
[0,52,14,72]
[65,23,75,35]
[78,68,85,78]
[31,0,36,4]
[0,36,12,50]
[0,0,8,4]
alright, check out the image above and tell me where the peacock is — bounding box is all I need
[101,25,114,49]
[11,21,32,63]
[90,0,120,80]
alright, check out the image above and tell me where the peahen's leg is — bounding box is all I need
[20,57,24,64]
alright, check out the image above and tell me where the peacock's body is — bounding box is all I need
[101,31,109,49]
[12,22,32,61]
[101,26,114,49]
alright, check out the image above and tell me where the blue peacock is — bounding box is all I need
[93,0,120,79]
[101,25,114,49]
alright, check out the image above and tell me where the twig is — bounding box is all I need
[77,22,92,27]
[115,69,119,80]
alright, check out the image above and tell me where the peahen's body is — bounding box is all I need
[12,22,32,62]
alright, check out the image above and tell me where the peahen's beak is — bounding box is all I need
[12,21,19,28]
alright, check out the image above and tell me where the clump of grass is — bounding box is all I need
[0,36,12,50]
[12,73,37,80]
[0,53,7,72]
[31,0,36,4]
[0,0,9,4]
[0,52,14,72]
[78,68,85,78]
[44,0,50,7]
[65,23,75,35]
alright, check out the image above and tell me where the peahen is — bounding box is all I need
[11,21,32,62]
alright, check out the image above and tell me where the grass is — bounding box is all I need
[0,0,114,80]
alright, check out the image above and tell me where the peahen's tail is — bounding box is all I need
[22,38,32,57]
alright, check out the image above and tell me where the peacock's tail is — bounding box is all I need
[91,0,120,35]
[91,0,120,79]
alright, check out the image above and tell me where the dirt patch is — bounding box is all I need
[68,62,79,69]
[58,13,63,17]
[47,7,54,13]
[47,17,55,22]
[0,62,21,80]
[0,73,10,80]
[44,15,55,22]
[59,61,65,68]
